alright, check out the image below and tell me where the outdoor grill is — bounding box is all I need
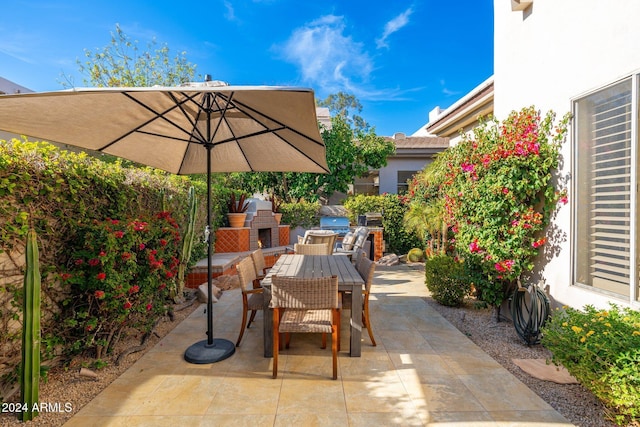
[365,212,383,227]
[319,216,351,236]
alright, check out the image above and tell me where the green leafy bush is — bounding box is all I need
[343,194,421,254]
[424,254,469,307]
[280,200,320,229]
[62,213,180,358]
[541,304,640,425]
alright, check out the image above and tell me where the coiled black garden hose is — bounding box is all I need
[510,281,550,345]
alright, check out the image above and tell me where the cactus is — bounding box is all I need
[20,229,41,421]
[407,248,424,263]
[175,186,198,302]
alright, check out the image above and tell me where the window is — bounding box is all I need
[397,171,417,194]
[574,77,637,300]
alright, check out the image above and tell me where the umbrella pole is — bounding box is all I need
[184,143,235,364]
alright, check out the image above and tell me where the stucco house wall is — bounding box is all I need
[494,0,640,309]
[378,157,434,194]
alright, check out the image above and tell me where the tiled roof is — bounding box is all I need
[384,133,450,149]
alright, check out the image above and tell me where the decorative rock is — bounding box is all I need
[196,284,221,303]
[215,274,239,291]
[377,253,400,266]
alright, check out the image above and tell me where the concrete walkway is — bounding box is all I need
[64,265,573,426]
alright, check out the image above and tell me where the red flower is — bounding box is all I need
[502,187,509,194]
[96,272,106,281]
[86,325,93,331]
[532,238,547,248]
[123,301,132,310]
[94,290,105,299]
[129,285,140,294]
[88,258,100,267]
[146,303,153,311]
[99,251,106,257]
[160,239,168,246]
[158,283,167,290]
[114,231,124,238]
[559,195,568,205]
[139,243,146,250]
[121,252,132,261]
[74,259,84,266]
[469,240,481,253]
[60,273,72,281]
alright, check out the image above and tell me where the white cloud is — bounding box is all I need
[376,7,413,49]
[278,15,374,95]
[224,0,236,21]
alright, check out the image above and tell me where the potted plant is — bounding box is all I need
[227,193,249,228]
[268,194,283,225]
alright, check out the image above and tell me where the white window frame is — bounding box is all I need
[572,74,639,305]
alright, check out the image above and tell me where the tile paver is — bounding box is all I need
[63,263,573,427]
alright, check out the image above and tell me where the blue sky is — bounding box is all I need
[1,1,493,137]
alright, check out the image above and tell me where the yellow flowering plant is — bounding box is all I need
[541,304,640,425]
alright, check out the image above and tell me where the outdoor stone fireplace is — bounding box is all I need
[214,198,289,253]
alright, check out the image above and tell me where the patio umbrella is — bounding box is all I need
[0,80,329,364]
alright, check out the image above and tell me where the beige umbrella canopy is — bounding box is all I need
[0,81,329,364]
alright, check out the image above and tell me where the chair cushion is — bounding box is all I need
[247,293,264,310]
[278,309,333,333]
[340,232,356,251]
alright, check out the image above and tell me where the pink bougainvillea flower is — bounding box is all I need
[123,301,132,310]
[129,285,140,294]
[461,162,475,173]
[559,195,568,205]
[502,187,509,194]
[94,290,105,299]
[96,272,106,281]
[469,240,481,253]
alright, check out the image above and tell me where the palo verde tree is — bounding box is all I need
[61,24,197,88]
[231,92,395,202]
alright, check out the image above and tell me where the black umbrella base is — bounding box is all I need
[184,338,235,364]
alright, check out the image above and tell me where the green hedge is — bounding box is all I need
[0,138,224,397]
[342,194,421,254]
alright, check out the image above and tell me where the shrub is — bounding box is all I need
[424,254,469,307]
[280,200,320,229]
[541,304,640,425]
[62,213,180,358]
[343,194,421,254]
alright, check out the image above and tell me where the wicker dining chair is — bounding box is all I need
[342,256,377,346]
[250,248,270,288]
[293,243,330,255]
[304,232,337,254]
[235,256,265,347]
[270,275,340,380]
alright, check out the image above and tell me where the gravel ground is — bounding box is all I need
[424,296,618,427]
[0,298,200,427]
[0,268,620,427]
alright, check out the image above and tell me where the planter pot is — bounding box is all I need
[227,213,247,228]
[273,212,283,225]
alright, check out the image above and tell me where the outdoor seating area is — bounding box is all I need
[63,263,572,426]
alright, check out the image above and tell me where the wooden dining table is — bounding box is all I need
[260,254,365,357]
